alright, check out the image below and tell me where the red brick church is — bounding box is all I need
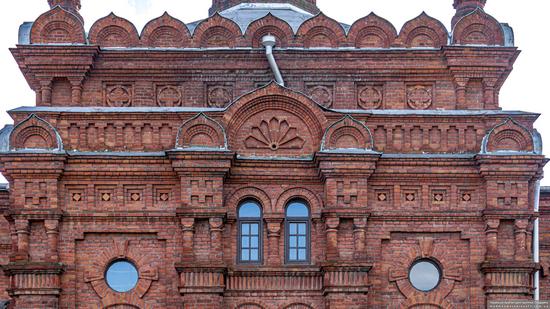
[0,0,548,308]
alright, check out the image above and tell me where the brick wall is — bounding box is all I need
[0,0,543,308]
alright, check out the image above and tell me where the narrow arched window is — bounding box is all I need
[285,199,310,263]
[238,200,262,263]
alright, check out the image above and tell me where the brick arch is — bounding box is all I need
[397,12,448,48]
[482,118,537,154]
[89,13,140,47]
[451,8,504,46]
[30,6,86,44]
[235,303,265,309]
[106,305,140,309]
[283,303,314,309]
[192,13,242,48]
[176,113,227,149]
[296,13,346,48]
[401,296,455,309]
[275,187,322,216]
[409,305,441,309]
[83,239,158,308]
[244,13,294,48]
[140,12,191,47]
[321,115,374,151]
[9,114,63,151]
[388,238,462,308]
[224,82,327,157]
[226,187,272,215]
[347,12,397,48]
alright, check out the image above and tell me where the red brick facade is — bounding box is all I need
[0,0,546,308]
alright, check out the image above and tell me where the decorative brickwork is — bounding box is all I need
[0,0,545,308]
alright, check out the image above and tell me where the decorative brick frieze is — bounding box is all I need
[226,267,323,293]
[13,109,539,155]
[480,261,538,299]
[2,262,64,296]
[0,0,544,308]
[175,265,226,295]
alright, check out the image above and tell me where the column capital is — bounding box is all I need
[325,217,340,231]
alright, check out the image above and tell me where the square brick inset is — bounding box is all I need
[95,186,116,206]
[125,187,145,206]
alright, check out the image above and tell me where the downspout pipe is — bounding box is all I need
[262,35,285,87]
[534,180,541,301]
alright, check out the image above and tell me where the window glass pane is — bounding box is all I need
[289,249,297,260]
[251,223,259,235]
[290,223,297,234]
[241,249,250,261]
[251,236,258,248]
[250,249,259,261]
[106,260,139,293]
[298,249,306,260]
[290,236,297,248]
[409,260,441,292]
[298,223,306,235]
[239,201,261,218]
[242,223,250,235]
[242,236,250,248]
[298,236,306,247]
[286,201,309,217]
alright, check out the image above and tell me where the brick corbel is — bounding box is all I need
[483,211,536,259]
[315,151,380,211]
[167,150,234,209]
[443,46,520,109]
[179,217,195,263]
[209,217,225,264]
[484,218,500,260]
[476,154,547,211]
[10,45,99,104]
[324,216,340,262]
[353,217,368,261]
[6,208,63,263]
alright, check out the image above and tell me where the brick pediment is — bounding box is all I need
[225,82,326,157]
[9,114,63,151]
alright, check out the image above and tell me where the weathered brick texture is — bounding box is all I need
[0,0,545,308]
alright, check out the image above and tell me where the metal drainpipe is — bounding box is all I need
[534,180,541,301]
[262,35,285,86]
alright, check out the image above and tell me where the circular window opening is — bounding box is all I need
[409,259,442,292]
[105,260,139,293]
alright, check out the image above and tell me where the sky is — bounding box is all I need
[0,0,549,183]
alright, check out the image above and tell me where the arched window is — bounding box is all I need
[238,200,262,263]
[285,199,310,263]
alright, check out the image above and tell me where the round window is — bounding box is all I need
[409,259,441,292]
[105,260,139,293]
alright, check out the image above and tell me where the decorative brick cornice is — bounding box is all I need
[476,154,547,179]
[175,207,227,219]
[175,265,227,295]
[167,150,234,177]
[11,45,99,94]
[5,208,63,221]
[480,260,539,296]
[315,151,380,179]
[2,262,64,297]
[321,263,372,295]
[2,262,64,275]
[0,152,66,175]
